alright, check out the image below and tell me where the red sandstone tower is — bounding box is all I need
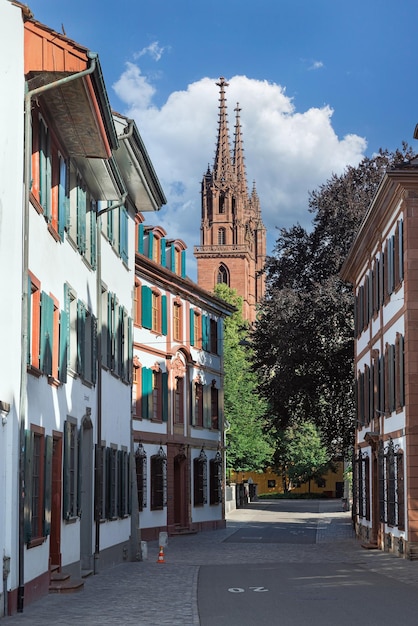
[194,77,266,323]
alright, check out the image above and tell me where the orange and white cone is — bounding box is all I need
[157,546,165,563]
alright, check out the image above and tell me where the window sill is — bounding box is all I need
[27,365,42,378]
[27,536,46,549]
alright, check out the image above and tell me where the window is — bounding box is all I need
[150,447,167,510]
[152,292,160,333]
[173,302,182,341]
[174,376,184,424]
[24,426,51,545]
[193,382,204,427]
[63,419,78,520]
[219,194,225,214]
[211,382,219,429]
[141,286,167,335]
[218,228,226,245]
[217,264,229,285]
[194,449,207,506]
[152,370,162,421]
[353,450,370,521]
[209,452,222,505]
[132,362,141,417]
[378,439,404,529]
[135,444,147,512]
[192,311,202,349]
[267,480,276,489]
[210,319,218,354]
[152,235,160,264]
[39,117,51,219]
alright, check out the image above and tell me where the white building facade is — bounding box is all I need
[0,3,165,614]
[133,224,234,540]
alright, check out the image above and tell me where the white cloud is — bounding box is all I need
[113,71,367,280]
[133,41,167,62]
[308,60,324,70]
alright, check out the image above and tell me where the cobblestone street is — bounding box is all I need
[4,501,418,625]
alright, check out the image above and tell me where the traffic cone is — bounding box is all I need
[157,546,165,563]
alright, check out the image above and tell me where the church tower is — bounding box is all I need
[194,77,266,323]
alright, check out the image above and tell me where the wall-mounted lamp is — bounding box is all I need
[0,400,10,426]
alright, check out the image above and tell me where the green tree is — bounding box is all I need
[274,422,332,493]
[214,283,273,472]
[252,145,415,456]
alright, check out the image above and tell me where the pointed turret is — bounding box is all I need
[233,102,248,198]
[213,77,233,188]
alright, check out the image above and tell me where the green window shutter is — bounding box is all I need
[92,315,97,385]
[138,223,144,254]
[24,429,34,543]
[77,427,83,517]
[162,372,168,422]
[399,219,404,282]
[63,421,71,520]
[190,309,195,346]
[141,285,152,329]
[40,291,53,375]
[202,315,209,351]
[43,435,53,537]
[119,206,128,264]
[90,203,97,269]
[127,317,133,383]
[39,120,51,220]
[63,283,71,370]
[399,334,405,407]
[217,319,223,356]
[107,292,113,368]
[58,157,68,240]
[160,237,166,266]
[107,205,114,244]
[161,295,167,336]
[59,309,68,383]
[170,245,175,272]
[181,250,186,278]
[148,231,154,259]
[77,300,86,376]
[77,184,87,254]
[142,367,152,419]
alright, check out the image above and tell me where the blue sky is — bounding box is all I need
[26,0,418,279]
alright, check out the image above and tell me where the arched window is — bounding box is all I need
[218,228,226,245]
[217,264,229,285]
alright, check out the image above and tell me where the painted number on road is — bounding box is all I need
[228,587,269,593]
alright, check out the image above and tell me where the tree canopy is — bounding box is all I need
[214,283,273,472]
[252,145,415,456]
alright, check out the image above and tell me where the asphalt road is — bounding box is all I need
[198,500,418,626]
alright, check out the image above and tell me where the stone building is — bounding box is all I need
[194,78,266,323]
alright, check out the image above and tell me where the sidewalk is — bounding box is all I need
[4,502,418,625]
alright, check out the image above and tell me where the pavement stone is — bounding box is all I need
[4,500,418,625]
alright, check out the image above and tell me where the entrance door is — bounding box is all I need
[174,454,188,528]
[80,418,93,571]
[49,434,62,568]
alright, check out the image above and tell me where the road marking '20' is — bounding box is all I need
[228,586,269,593]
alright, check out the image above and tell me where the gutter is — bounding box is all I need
[18,51,98,613]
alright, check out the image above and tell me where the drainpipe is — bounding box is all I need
[18,51,98,613]
[94,193,127,574]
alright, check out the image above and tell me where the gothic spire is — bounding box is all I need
[233,102,248,197]
[213,77,233,187]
